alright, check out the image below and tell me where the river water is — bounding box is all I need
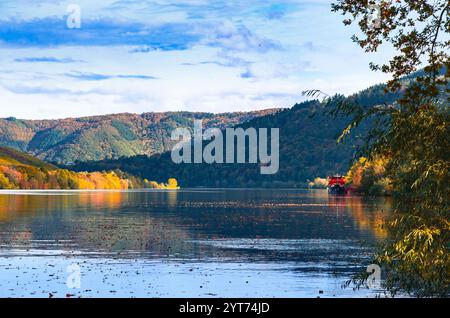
[0,189,391,297]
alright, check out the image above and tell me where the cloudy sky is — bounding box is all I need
[0,0,393,119]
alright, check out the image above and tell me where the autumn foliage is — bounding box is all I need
[345,157,392,196]
[0,146,177,190]
[0,164,135,190]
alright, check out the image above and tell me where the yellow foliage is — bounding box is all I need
[144,178,180,189]
[346,156,392,195]
[0,171,14,189]
[0,149,176,190]
[166,178,179,189]
[0,164,138,190]
[308,177,328,189]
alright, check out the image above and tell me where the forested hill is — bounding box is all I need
[70,82,403,187]
[0,146,145,190]
[0,109,278,164]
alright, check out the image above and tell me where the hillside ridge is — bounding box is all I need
[0,109,279,164]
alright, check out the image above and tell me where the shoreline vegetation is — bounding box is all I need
[0,144,387,195]
[309,157,392,196]
[0,146,178,190]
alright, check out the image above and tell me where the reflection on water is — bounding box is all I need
[0,189,391,297]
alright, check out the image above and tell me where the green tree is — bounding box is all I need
[327,0,449,297]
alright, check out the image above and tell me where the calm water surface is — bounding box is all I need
[0,189,391,297]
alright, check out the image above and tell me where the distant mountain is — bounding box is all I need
[0,110,278,164]
[70,83,403,187]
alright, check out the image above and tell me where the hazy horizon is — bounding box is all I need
[1,107,282,121]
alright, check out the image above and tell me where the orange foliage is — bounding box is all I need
[0,165,135,190]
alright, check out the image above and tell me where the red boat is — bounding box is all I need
[328,176,347,195]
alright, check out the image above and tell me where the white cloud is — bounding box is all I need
[0,0,394,119]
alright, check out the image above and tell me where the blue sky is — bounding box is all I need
[0,0,393,119]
